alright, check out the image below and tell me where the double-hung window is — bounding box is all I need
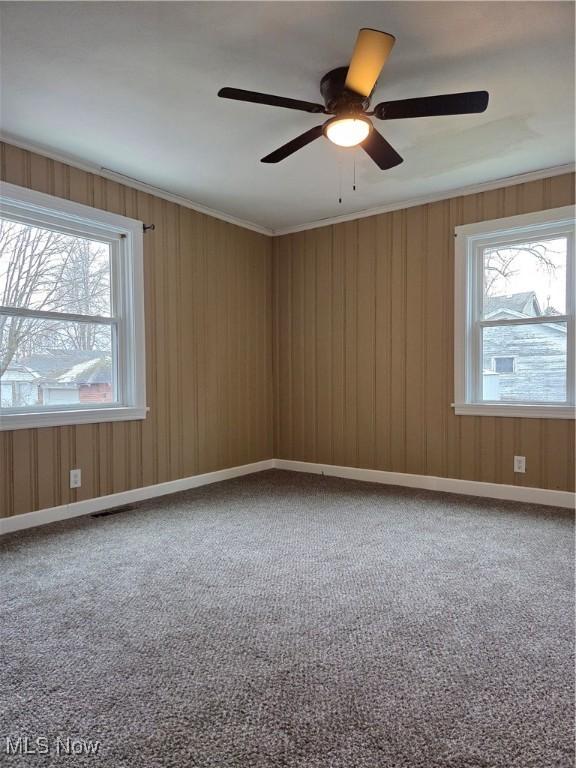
[0,182,146,430]
[454,205,575,418]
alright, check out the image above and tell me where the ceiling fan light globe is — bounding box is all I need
[324,117,371,147]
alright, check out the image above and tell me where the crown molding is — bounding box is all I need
[272,163,576,235]
[2,133,573,238]
[0,133,273,237]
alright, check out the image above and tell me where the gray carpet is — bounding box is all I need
[1,470,574,768]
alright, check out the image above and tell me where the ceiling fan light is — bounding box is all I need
[324,116,371,147]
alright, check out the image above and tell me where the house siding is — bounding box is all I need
[483,323,566,402]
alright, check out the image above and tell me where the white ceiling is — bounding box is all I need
[1,2,574,232]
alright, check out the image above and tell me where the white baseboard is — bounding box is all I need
[274,459,575,509]
[0,459,275,535]
[2,457,573,534]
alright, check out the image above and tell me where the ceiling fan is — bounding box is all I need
[218,28,489,169]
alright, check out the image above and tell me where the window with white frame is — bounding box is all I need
[0,182,146,430]
[454,205,575,418]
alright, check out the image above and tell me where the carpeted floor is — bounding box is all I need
[1,469,574,768]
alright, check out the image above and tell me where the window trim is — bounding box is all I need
[454,205,575,419]
[0,181,147,431]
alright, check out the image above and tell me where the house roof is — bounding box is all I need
[483,290,566,334]
[17,350,112,385]
[57,357,112,385]
[484,291,541,318]
[1,363,38,383]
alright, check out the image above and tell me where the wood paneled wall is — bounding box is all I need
[0,143,273,517]
[273,173,575,492]
[1,142,573,519]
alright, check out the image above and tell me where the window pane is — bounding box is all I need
[483,237,567,319]
[482,322,567,402]
[0,217,111,316]
[0,316,115,408]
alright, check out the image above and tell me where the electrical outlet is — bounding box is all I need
[69,468,82,488]
[513,456,526,474]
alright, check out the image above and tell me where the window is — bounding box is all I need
[0,182,146,430]
[454,205,575,418]
[492,356,515,374]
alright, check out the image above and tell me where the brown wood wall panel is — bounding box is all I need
[273,173,576,492]
[0,142,273,517]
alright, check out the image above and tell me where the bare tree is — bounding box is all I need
[43,238,110,351]
[484,241,560,302]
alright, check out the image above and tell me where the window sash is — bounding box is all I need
[479,315,570,328]
[0,200,127,246]
[0,228,121,411]
[0,310,120,411]
[0,306,116,325]
[473,318,570,405]
[0,224,118,318]
[469,233,574,406]
[0,402,121,414]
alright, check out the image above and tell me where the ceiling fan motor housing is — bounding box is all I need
[320,67,371,114]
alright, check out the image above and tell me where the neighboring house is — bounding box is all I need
[53,356,114,404]
[1,350,113,407]
[482,291,566,402]
[0,363,39,408]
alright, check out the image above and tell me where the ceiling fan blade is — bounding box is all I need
[374,91,489,120]
[261,125,324,163]
[218,87,325,114]
[361,129,403,170]
[344,28,396,98]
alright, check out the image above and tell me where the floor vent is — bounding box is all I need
[91,504,135,518]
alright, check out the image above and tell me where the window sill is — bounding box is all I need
[0,406,148,431]
[452,403,575,419]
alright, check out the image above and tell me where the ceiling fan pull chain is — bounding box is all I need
[338,157,343,204]
[353,155,357,192]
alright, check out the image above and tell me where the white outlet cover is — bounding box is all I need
[513,456,526,473]
[69,469,82,488]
